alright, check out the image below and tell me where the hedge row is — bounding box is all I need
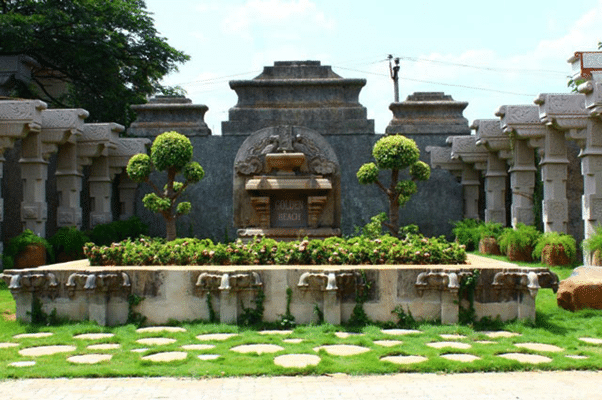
[83,234,467,266]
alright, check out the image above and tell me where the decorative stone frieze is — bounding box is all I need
[222,61,374,136]
[129,96,211,138]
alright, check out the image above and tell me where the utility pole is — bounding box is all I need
[388,54,400,102]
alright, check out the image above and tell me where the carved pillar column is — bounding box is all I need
[19,130,48,234]
[535,93,589,234]
[83,123,121,228]
[449,135,488,221]
[108,138,151,221]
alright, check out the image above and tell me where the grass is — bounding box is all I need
[0,256,600,379]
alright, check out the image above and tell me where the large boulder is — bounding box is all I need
[557,266,602,312]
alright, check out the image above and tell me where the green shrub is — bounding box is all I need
[498,224,541,255]
[583,225,602,257]
[87,216,149,246]
[2,229,54,270]
[451,219,481,251]
[533,232,577,264]
[49,227,90,261]
[477,222,504,241]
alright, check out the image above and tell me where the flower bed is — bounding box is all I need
[83,235,467,266]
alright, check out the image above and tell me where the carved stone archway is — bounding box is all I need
[233,125,341,240]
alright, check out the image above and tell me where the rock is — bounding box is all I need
[557,266,602,312]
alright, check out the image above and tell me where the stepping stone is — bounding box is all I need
[74,333,115,340]
[566,355,588,359]
[0,342,19,348]
[9,361,36,367]
[482,331,519,338]
[197,354,220,360]
[196,333,238,341]
[514,343,564,352]
[258,330,293,335]
[334,332,361,339]
[67,354,112,364]
[498,353,552,364]
[13,332,53,339]
[182,344,215,351]
[142,351,187,362]
[136,327,186,333]
[426,342,471,350]
[373,340,402,347]
[579,337,602,345]
[274,354,320,368]
[87,344,120,350]
[283,339,304,344]
[441,353,480,362]
[136,337,177,346]
[313,345,370,356]
[475,340,496,345]
[440,334,466,340]
[381,355,427,365]
[230,344,284,354]
[131,348,149,353]
[19,345,76,357]
[380,329,421,336]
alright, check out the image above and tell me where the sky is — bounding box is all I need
[144,0,602,135]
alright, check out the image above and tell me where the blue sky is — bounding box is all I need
[145,0,602,135]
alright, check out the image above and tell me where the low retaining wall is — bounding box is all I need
[1,255,559,326]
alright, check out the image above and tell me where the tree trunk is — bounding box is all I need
[165,214,177,241]
[388,168,400,237]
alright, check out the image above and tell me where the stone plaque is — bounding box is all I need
[271,195,307,228]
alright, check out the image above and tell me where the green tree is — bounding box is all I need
[0,0,189,127]
[357,135,430,237]
[126,131,204,241]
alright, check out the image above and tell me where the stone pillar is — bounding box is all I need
[108,138,150,221]
[535,93,589,234]
[82,123,121,228]
[19,132,48,234]
[449,135,489,220]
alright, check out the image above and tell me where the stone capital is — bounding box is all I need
[534,93,589,131]
[425,145,463,177]
[447,135,488,169]
[472,119,512,159]
[0,100,46,147]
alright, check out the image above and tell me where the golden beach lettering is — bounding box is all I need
[274,200,304,211]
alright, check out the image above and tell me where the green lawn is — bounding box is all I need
[0,260,600,379]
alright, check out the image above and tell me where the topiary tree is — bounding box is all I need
[126,131,204,241]
[357,135,430,237]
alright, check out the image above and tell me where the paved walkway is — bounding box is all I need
[1,371,601,400]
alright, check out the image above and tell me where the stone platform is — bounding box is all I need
[1,255,558,326]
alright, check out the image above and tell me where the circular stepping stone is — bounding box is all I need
[0,342,19,348]
[9,361,36,367]
[475,340,496,345]
[380,329,421,336]
[19,345,76,357]
[426,341,471,350]
[197,354,220,360]
[566,355,588,359]
[313,345,370,356]
[67,354,112,364]
[142,351,187,362]
[136,337,177,346]
[13,332,53,339]
[73,333,115,340]
[182,344,215,351]
[482,331,519,338]
[440,334,466,340]
[259,330,293,335]
[283,339,303,344]
[136,327,186,333]
[579,337,602,345]
[498,353,552,364]
[441,353,480,362]
[87,344,120,350]
[373,340,402,347]
[274,354,320,368]
[230,344,284,354]
[334,332,361,339]
[381,355,427,365]
[514,343,563,352]
[196,333,238,341]
[131,348,148,353]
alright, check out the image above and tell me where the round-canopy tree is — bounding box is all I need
[127,131,204,241]
[357,135,430,237]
